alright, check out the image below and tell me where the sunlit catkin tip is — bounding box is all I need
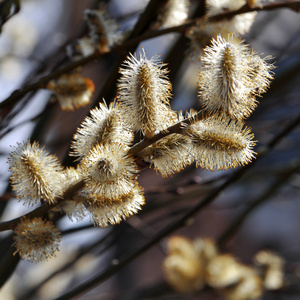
[255,250,285,290]
[152,0,190,29]
[199,34,262,121]
[187,115,256,171]
[117,49,173,136]
[70,100,134,159]
[13,217,61,263]
[86,185,145,227]
[8,141,63,206]
[164,236,205,293]
[80,143,139,201]
[84,7,122,52]
[47,73,95,111]
[220,265,263,300]
[206,0,257,35]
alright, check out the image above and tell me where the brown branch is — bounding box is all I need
[0,52,100,109]
[1,108,300,233]
[0,179,85,232]
[52,110,300,300]
[1,0,299,109]
[0,111,202,232]
[128,110,205,155]
[210,0,300,22]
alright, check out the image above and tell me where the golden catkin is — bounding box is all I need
[186,115,256,171]
[70,100,133,159]
[84,6,123,52]
[47,72,95,111]
[117,49,175,137]
[85,185,145,227]
[13,217,61,263]
[198,35,273,121]
[80,143,139,201]
[8,141,63,206]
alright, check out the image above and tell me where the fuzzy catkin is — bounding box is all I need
[13,217,61,262]
[8,141,63,206]
[198,35,273,121]
[117,49,175,137]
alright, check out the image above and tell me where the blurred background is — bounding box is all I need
[0,0,300,299]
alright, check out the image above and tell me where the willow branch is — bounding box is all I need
[0,112,203,232]
[0,179,85,231]
[1,0,299,109]
[1,108,300,233]
[210,0,300,22]
[53,111,300,300]
[128,110,205,155]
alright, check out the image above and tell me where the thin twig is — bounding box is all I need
[210,0,300,22]
[0,52,100,109]
[1,0,299,109]
[0,179,85,231]
[128,110,204,155]
[52,111,300,300]
[1,108,300,233]
[0,111,202,232]
[217,161,300,247]
[19,230,116,300]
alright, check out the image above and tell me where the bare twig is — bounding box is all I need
[1,0,299,109]
[217,161,300,247]
[0,111,203,232]
[52,111,300,300]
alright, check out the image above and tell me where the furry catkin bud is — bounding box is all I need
[84,7,122,52]
[220,265,263,300]
[66,36,95,61]
[8,141,63,206]
[85,185,145,227]
[205,254,245,288]
[13,217,61,262]
[47,73,95,111]
[186,115,256,171]
[70,100,133,159]
[198,35,273,120]
[55,167,87,222]
[186,0,257,59]
[207,0,257,35]
[255,250,285,290]
[164,236,205,293]
[152,0,190,29]
[80,143,139,201]
[117,49,175,137]
[139,133,193,178]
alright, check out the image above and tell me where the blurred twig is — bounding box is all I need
[0,110,204,231]
[18,229,117,300]
[217,161,300,247]
[52,111,300,300]
[1,0,299,109]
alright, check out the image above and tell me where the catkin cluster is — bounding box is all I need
[7,3,274,263]
[163,236,285,300]
[186,0,261,58]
